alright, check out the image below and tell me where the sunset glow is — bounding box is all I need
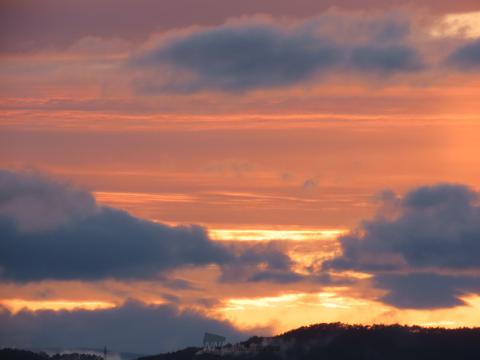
[2,0,480,354]
[1,299,116,314]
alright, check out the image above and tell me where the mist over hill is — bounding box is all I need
[140,323,480,360]
[3,323,480,360]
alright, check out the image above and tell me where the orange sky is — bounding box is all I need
[1,2,480,353]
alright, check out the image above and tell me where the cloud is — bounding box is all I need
[325,183,480,309]
[302,177,319,190]
[0,209,229,282]
[0,170,97,233]
[446,40,480,70]
[0,170,228,282]
[133,23,341,92]
[247,270,305,284]
[349,45,423,73]
[0,301,252,354]
[131,14,425,92]
[0,169,302,284]
[219,242,300,283]
[375,273,480,309]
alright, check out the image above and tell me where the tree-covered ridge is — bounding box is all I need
[0,349,102,360]
[141,323,480,360]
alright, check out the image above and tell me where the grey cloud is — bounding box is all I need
[375,273,480,309]
[0,207,230,282]
[219,241,336,285]
[0,170,303,283]
[446,40,480,70]
[247,270,305,283]
[134,24,342,91]
[0,170,96,232]
[327,184,480,272]
[0,301,251,354]
[219,242,297,283]
[349,45,424,73]
[372,18,411,42]
[325,183,480,309]
[131,16,424,92]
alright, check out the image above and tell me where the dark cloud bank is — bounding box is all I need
[446,40,480,70]
[131,15,425,92]
[326,184,480,309]
[129,12,480,93]
[3,170,480,352]
[0,170,229,282]
[0,301,249,354]
[0,169,298,283]
[2,170,480,309]
[0,170,279,353]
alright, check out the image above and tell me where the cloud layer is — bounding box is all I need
[0,170,97,233]
[326,184,480,309]
[0,301,249,354]
[132,15,426,91]
[0,170,301,283]
[137,25,341,91]
[3,8,480,96]
[447,40,480,69]
[0,170,226,281]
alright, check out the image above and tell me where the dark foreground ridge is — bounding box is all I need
[0,349,102,360]
[3,323,480,360]
[140,323,480,360]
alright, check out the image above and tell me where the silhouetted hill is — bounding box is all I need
[140,323,480,360]
[0,348,142,360]
[0,349,102,360]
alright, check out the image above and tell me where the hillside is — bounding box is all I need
[140,323,480,360]
[0,349,102,360]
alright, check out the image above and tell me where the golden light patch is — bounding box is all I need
[209,228,347,242]
[218,291,374,331]
[330,270,373,280]
[1,299,116,313]
[217,291,480,333]
[431,11,480,38]
[224,293,304,310]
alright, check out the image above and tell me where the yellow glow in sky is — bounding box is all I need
[1,299,116,314]
[431,11,480,38]
[209,228,347,242]
[218,292,480,333]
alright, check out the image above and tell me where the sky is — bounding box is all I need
[1,0,480,355]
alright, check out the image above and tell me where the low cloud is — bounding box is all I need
[131,13,425,92]
[133,23,342,92]
[0,170,301,283]
[219,241,301,283]
[0,301,252,354]
[349,45,423,73]
[302,177,319,190]
[375,273,480,309]
[0,170,97,233]
[325,183,480,309]
[446,40,480,70]
[0,171,244,282]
